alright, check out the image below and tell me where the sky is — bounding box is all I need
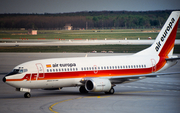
[0,0,180,14]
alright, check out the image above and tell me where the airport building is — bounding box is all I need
[64,24,73,30]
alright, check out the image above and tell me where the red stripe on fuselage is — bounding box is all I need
[159,18,179,57]
[6,58,167,82]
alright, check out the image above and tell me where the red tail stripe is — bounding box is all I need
[159,18,179,56]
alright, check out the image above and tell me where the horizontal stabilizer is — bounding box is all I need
[166,57,180,61]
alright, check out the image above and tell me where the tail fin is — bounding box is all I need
[135,11,180,57]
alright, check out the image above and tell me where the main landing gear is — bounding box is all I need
[79,86,115,94]
[79,86,88,94]
[105,87,115,94]
[24,92,31,98]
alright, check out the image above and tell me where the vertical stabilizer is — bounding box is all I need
[135,11,180,57]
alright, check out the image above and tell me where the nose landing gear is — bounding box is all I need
[16,88,31,98]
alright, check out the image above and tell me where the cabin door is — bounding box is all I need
[36,63,45,79]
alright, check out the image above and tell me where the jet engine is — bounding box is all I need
[85,78,112,92]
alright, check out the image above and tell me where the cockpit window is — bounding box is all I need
[18,67,28,73]
[24,69,28,72]
[5,68,28,76]
[13,69,20,73]
[19,69,23,73]
[19,67,23,73]
[5,69,19,76]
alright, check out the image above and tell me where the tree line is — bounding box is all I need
[0,10,179,30]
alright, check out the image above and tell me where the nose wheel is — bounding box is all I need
[24,92,31,98]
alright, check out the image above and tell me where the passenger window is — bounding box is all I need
[59,69,61,72]
[110,66,111,69]
[131,65,133,68]
[84,67,86,70]
[107,66,109,69]
[64,69,66,71]
[70,68,72,71]
[104,66,106,69]
[50,69,52,72]
[139,65,141,68]
[73,68,75,71]
[142,65,143,68]
[47,69,49,72]
[115,66,117,69]
[123,66,125,68]
[62,69,63,71]
[56,69,58,72]
[128,65,130,68]
[76,68,78,71]
[144,65,146,67]
[98,67,100,70]
[101,67,103,69]
[89,67,91,70]
[87,67,88,70]
[112,66,114,69]
[118,66,120,69]
[81,68,83,71]
[121,66,122,69]
[53,69,55,72]
[67,68,69,71]
[92,67,94,70]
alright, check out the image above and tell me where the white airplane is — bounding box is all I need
[3,11,180,98]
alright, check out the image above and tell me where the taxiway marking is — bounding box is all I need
[49,96,109,113]
[48,90,166,113]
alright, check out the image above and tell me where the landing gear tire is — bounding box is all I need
[105,87,115,94]
[24,92,31,98]
[79,86,88,94]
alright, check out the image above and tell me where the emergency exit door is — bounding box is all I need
[151,59,156,73]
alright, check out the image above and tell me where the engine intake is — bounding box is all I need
[85,78,111,92]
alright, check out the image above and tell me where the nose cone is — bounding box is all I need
[2,77,6,83]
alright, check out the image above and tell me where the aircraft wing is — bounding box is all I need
[106,72,180,84]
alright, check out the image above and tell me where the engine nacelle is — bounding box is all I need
[85,78,111,92]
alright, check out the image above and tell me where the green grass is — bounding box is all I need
[1,29,180,40]
[0,45,180,53]
[0,29,180,53]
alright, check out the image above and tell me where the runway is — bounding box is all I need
[0,53,180,113]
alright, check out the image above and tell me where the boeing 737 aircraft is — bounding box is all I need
[3,11,180,98]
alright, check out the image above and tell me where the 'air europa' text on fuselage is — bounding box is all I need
[52,63,76,68]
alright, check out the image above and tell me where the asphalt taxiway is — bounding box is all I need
[0,53,180,113]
